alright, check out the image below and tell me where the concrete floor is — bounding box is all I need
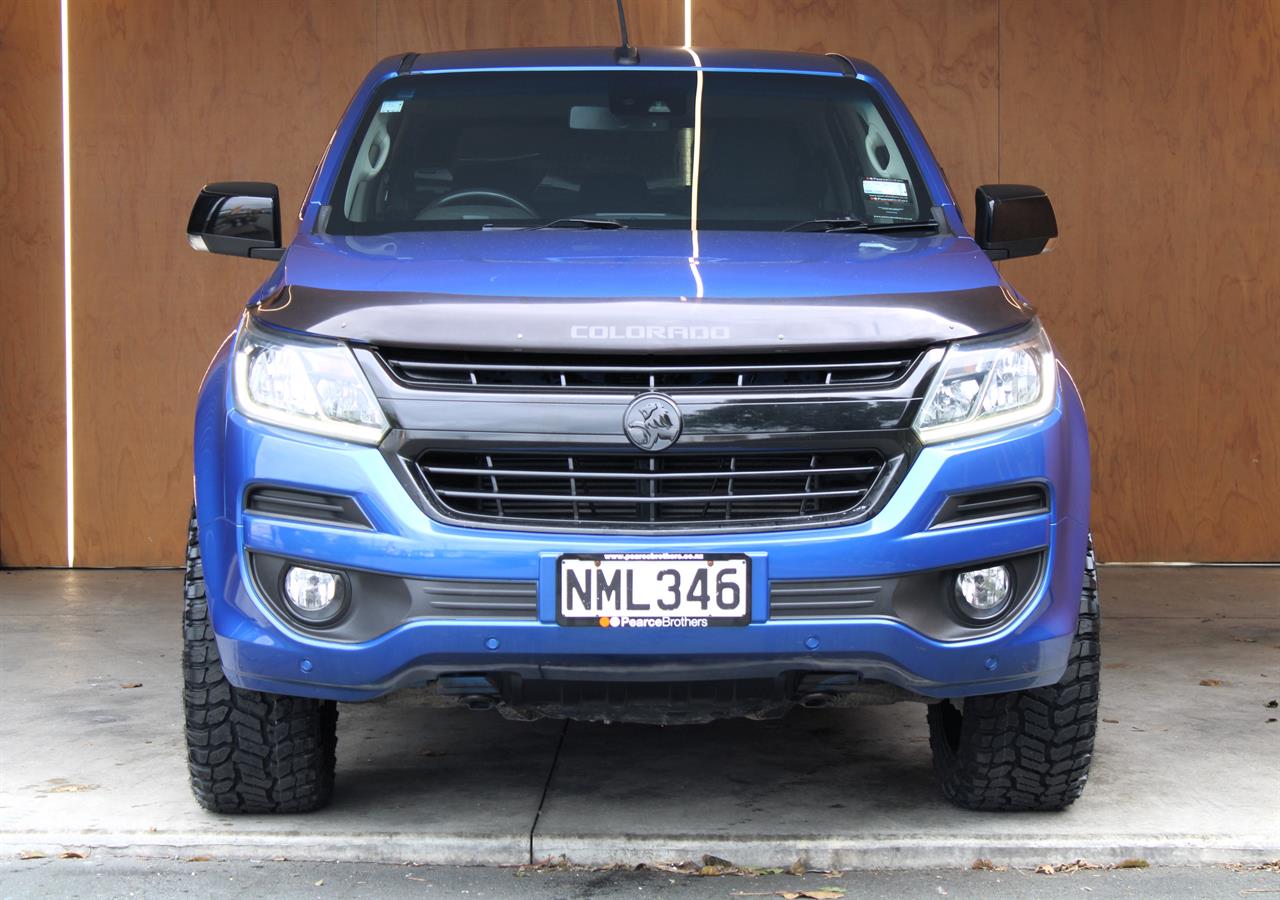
[0,566,1276,870]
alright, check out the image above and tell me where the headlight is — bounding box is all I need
[913,321,1056,444]
[232,315,388,444]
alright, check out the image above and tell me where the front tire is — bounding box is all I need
[182,506,338,813]
[926,537,1100,811]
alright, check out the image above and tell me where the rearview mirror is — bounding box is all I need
[187,182,283,260]
[974,184,1057,261]
[569,105,671,132]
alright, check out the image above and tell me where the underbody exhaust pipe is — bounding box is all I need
[461,694,497,711]
[798,692,836,709]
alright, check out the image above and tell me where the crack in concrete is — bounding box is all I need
[528,720,570,863]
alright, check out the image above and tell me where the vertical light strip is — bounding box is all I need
[683,0,692,48]
[60,0,75,566]
[685,42,705,298]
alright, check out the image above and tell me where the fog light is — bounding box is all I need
[284,566,339,612]
[955,565,1012,620]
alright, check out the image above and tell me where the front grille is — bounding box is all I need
[416,449,886,528]
[378,347,919,392]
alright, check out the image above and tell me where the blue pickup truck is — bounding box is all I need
[183,44,1096,815]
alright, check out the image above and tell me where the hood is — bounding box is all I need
[256,230,1032,352]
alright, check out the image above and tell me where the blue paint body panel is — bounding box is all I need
[277,230,1000,300]
[197,48,1091,705]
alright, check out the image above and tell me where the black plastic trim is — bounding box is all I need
[186,181,282,260]
[386,438,916,536]
[364,340,936,535]
[374,346,922,393]
[416,448,889,529]
[768,550,1046,641]
[258,285,1032,353]
[929,481,1049,529]
[249,553,538,643]
[244,485,373,530]
[974,184,1058,261]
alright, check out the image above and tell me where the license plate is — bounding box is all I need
[557,552,751,628]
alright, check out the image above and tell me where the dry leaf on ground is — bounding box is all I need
[651,857,784,878]
[1036,859,1147,875]
[515,855,573,874]
[1226,860,1280,873]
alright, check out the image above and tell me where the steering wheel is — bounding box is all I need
[422,189,538,217]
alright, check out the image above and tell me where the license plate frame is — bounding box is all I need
[556,552,752,628]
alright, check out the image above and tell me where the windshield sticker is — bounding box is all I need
[379,99,404,114]
[862,177,913,221]
[862,178,907,198]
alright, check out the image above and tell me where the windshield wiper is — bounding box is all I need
[527,218,628,231]
[785,218,939,234]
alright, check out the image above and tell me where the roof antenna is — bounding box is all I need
[613,0,639,64]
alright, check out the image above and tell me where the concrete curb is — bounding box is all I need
[0,831,527,867]
[3,830,1276,870]
[533,833,1280,869]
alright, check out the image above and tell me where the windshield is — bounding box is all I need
[326,70,933,234]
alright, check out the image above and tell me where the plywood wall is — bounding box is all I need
[65,1,380,567]
[0,0,67,566]
[61,0,681,567]
[2,0,1277,565]
[997,0,1280,561]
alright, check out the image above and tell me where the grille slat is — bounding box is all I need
[380,348,919,392]
[392,358,908,374]
[433,487,871,504]
[421,464,879,480]
[417,450,886,529]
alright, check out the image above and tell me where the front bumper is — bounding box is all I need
[194,352,1091,703]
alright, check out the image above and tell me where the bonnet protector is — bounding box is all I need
[253,285,1032,353]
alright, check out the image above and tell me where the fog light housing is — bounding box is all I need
[954,564,1013,621]
[282,565,346,623]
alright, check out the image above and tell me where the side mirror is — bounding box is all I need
[187,182,283,260]
[974,184,1057,261]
